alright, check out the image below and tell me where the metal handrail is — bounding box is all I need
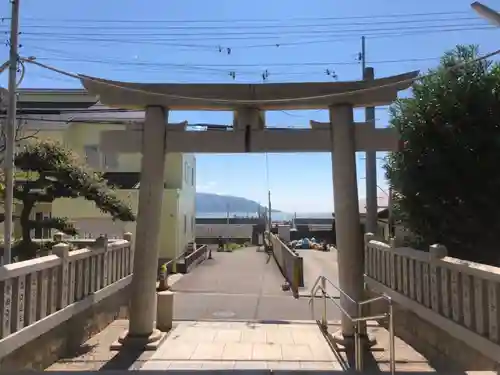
[308,275,395,375]
[358,294,390,306]
[312,284,389,323]
[311,284,354,321]
[312,274,358,304]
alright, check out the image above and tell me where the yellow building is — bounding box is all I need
[5,88,196,261]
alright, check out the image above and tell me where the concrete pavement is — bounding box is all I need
[172,292,342,321]
[171,246,286,296]
[297,248,340,298]
[170,247,341,321]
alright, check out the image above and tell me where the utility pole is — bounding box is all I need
[4,0,21,264]
[268,190,272,232]
[265,153,272,232]
[388,186,394,239]
[362,36,378,235]
[361,36,366,71]
[226,203,230,239]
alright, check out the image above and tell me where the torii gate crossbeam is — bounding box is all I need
[100,124,398,154]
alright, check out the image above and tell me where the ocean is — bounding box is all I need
[196,212,334,221]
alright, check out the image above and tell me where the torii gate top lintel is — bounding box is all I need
[79,70,418,111]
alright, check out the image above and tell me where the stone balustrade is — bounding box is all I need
[268,233,304,296]
[0,234,133,341]
[364,233,500,367]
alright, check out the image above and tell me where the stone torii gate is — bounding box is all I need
[79,71,418,348]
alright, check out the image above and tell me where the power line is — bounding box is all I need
[19,46,500,106]
[19,10,472,24]
[14,22,493,38]
[29,53,440,70]
[16,25,496,50]
[14,16,482,31]
[13,43,444,82]
[20,47,442,82]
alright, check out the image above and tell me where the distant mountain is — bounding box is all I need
[196,192,279,213]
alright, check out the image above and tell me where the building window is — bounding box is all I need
[103,152,119,169]
[34,212,43,239]
[191,167,195,186]
[34,212,52,239]
[191,216,195,232]
[184,214,187,234]
[84,145,100,168]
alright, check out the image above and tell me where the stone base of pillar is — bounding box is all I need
[332,333,377,350]
[110,328,168,351]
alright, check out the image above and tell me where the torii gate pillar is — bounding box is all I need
[119,106,168,347]
[330,104,365,339]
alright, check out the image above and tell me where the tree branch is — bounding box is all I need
[27,217,77,236]
[0,118,39,164]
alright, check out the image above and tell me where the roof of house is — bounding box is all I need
[358,194,389,215]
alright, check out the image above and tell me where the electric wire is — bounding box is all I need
[19,10,472,23]
[26,49,441,69]
[4,15,495,53]
[13,16,483,31]
[17,25,495,42]
[19,47,500,105]
[23,50,442,79]
[14,22,493,38]
[15,26,495,51]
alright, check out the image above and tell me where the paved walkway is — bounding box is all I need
[297,248,340,297]
[172,291,342,321]
[171,247,285,296]
[44,249,466,373]
[168,247,343,322]
[46,319,465,372]
[141,321,340,370]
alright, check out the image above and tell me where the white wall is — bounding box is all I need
[277,224,291,243]
[196,224,253,239]
[175,154,196,256]
[69,218,131,239]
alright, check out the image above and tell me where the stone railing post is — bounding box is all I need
[387,237,397,290]
[429,244,447,259]
[52,243,70,309]
[364,232,375,243]
[364,232,375,276]
[123,232,133,242]
[91,234,107,249]
[429,244,447,314]
[101,235,110,287]
[53,232,64,243]
[123,232,133,275]
[389,237,396,248]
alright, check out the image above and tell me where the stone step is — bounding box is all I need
[39,371,495,374]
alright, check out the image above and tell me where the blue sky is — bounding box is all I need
[0,0,498,213]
